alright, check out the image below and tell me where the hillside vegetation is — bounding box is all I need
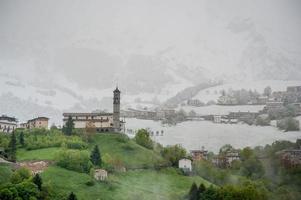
[41,166,211,200]
[0,129,213,200]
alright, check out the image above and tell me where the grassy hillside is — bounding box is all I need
[0,164,13,185]
[17,133,164,168]
[12,133,213,200]
[42,166,212,200]
[90,134,165,168]
[17,147,62,161]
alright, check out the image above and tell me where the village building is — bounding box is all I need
[225,151,240,164]
[256,96,269,105]
[190,149,208,161]
[0,115,17,133]
[187,99,204,107]
[121,108,157,119]
[178,158,192,172]
[228,111,259,123]
[213,115,222,123]
[212,115,230,123]
[156,109,176,120]
[217,96,238,105]
[212,150,240,168]
[278,149,301,169]
[263,101,284,113]
[94,169,108,181]
[271,91,286,102]
[63,88,123,133]
[212,155,226,168]
[20,117,49,130]
[287,86,301,93]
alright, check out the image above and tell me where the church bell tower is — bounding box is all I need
[113,87,121,132]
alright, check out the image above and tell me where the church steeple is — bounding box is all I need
[113,87,121,132]
[113,86,120,105]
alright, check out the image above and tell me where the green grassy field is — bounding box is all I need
[17,134,164,168]
[17,147,62,161]
[90,134,165,168]
[42,166,212,200]
[0,164,13,185]
[14,133,213,199]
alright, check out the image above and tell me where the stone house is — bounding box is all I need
[94,169,108,181]
[278,149,301,169]
[0,115,17,133]
[20,117,49,130]
[179,158,192,172]
[190,149,208,161]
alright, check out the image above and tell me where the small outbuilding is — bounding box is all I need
[94,169,108,181]
[178,158,192,172]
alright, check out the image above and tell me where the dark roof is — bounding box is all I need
[0,115,17,122]
[114,87,120,93]
[63,113,113,117]
[28,117,49,122]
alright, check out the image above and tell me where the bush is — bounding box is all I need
[134,129,153,149]
[85,180,95,186]
[116,135,129,143]
[11,168,31,184]
[255,115,271,126]
[20,129,87,150]
[0,166,13,185]
[66,140,88,150]
[55,150,93,173]
[277,117,300,132]
[161,144,186,167]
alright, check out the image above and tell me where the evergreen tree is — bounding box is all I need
[198,183,206,199]
[188,182,199,200]
[67,192,77,200]
[63,116,74,136]
[90,145,102,166]
[33,174,42,191]
[8,131,17,162]
[19,131,25,146]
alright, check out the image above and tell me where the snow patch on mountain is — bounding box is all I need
[192,80,301,103]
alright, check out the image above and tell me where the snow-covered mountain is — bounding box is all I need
[192,80,301,104]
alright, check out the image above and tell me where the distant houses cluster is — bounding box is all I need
[205,86,301,125]
[0,88,124,134]
[180,143,301,171]
[121,85,301,126]
[0,115,49,133]
[178,147,241,172]
[121,108,176,121]
[20,117,49,130]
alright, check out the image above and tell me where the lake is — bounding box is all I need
[124,118,301,153]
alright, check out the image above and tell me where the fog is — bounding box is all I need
[1,0,301,91]
[0,0,301,123]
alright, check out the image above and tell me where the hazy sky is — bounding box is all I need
[0,0,301,92]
